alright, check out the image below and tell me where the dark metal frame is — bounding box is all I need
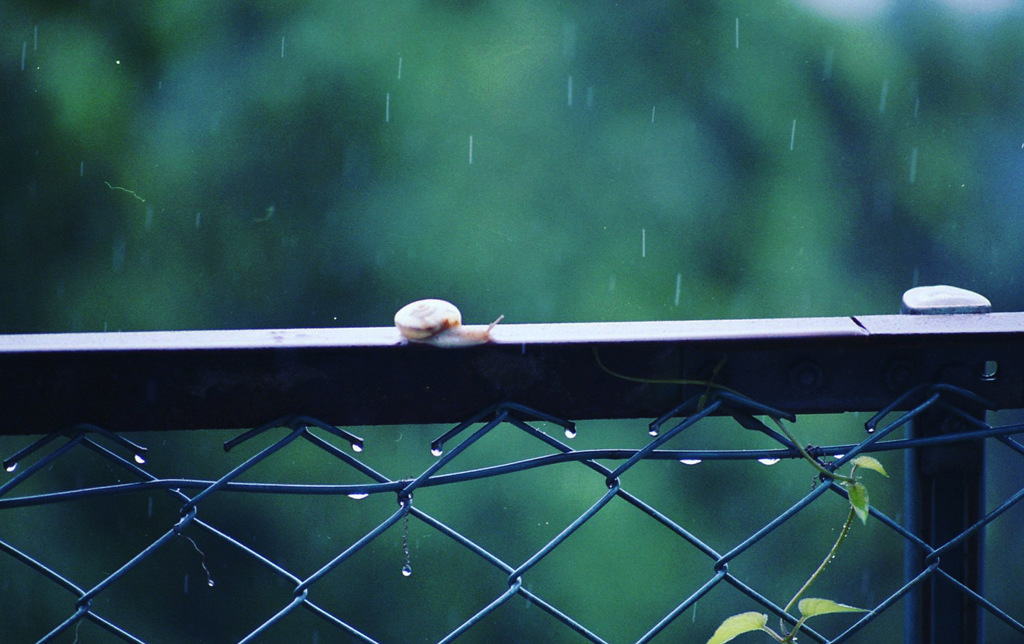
[0,312,1021,432]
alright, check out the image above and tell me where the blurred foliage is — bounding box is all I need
[2,0,1023,333]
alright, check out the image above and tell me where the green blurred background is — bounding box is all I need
[3,0,1023,333]
[2,1,1024,642]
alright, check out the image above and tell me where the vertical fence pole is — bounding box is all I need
[901,286,989,644]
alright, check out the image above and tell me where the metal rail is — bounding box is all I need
[0,311,1022,434]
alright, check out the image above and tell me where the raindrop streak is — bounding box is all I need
[789,119,796,151]
[735,18,739,49]
[34,25,38,51]
[79,162,85,177]
[401,511,412,577]
[641,228,646,258]
[147,496,153,518]
[650,105,656,124]
[878,78,889,114]
[913,97,920,119]
[674,273,682,306]
[179,533,215,588]
[758,458,781,466]
[280,36,285,58]
[567,75,573,107]
[195,212,202,228]
[909,146,918,184]
[397,55,403,80]
[468,136,473,164]
[680,459,702,466]
[385,92,390,123]
[20,42,26,71]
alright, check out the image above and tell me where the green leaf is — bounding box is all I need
[847,481,870,523]
[705,612,769,644]
[850,455,888,478]
[798,598,867,618]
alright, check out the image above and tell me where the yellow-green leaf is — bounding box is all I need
[798,598,867,618]
[705,612,768,644]
[850,455,888,478]
[848,481,870,523]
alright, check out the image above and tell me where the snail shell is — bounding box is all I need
[394,299,503,347]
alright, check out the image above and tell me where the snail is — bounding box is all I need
[394,299,503,347]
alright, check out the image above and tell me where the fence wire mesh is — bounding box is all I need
[2,383,1023,643]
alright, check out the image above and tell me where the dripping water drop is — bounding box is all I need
[5,462,17,473]
[134,452,147,465]
[402,564,413,577]
[758,458,781,466]
[350,442,363,453]
[430,445,444,457]
[680,459,702,466]
[347,493,369,500]
[564,427,577,439]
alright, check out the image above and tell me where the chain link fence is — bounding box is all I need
[2,302,1023,643]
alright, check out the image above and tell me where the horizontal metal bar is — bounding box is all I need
[0,312,1022,433]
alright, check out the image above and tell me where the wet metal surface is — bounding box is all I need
[0,313,1021,433]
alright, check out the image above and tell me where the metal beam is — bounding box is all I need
[0,312,1022,433]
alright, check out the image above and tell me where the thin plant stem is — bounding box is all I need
[592,348,741,395]
[780,505,857,640]
[770,417,855,484]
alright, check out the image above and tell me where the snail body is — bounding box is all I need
[394,299,503,347]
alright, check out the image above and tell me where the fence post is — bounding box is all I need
[901,285,989,644]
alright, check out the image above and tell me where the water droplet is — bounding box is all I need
[758,458,781,466]
[834,454,845,460]
[134,452,147,465]
[679,459,702,466]
[347,493,369,500]
[401,564,413,577]
[207,579,216,587]
[350,442,363,453]
[648,429,659,437]
[564,427,577,439]
[4,462,17,473]
[430,445,444,457]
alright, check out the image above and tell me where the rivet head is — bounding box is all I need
[790,361,823,390]
[884,359,917,392]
